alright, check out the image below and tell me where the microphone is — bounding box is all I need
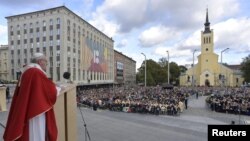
[63,72,71,80]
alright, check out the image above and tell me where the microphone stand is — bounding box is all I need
[63,72,91,140]
[0,122,5,129]
[77,102,91,141]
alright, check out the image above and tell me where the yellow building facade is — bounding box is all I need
[180,10,244,87]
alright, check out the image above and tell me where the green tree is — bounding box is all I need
[158,57,168,67]
[179,65,187,73]
[136,58,187,86]
[159,57,181,85]
[169,62,180,85]
[241,54,250,83]
[136,59,166,86]
[146,59,165,85]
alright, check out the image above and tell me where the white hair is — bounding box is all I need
[31,53,46,63]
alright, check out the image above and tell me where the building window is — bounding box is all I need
[57,67,60,81]
[205,74,209,77]
[56,50,60,56]
[43,20,46,26]
[57,40,60,46]
[206,48,208,51]
[43,42,46,47]
[50,41,53,46]
[57,29,60,35]
[57,18,60,24]
[30,23,33,28]
[50,19,53,25]
[50,67,53,80]
[30,28,33,33]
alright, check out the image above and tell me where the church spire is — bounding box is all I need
[204,8,211,33]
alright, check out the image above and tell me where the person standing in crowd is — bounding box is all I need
[3,53,61,141]
[5,86,10,103]
[184,93,189,109]
[231,121,235,125]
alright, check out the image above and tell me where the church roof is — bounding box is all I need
[227,65,242,70]
[203,8,211,33]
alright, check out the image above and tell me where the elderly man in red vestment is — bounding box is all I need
[3,53,61,141]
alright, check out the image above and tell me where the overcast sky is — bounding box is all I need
[0,0,250,70]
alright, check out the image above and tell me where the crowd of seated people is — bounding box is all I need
[77,86,192,116]
[206,87,250,115]
[77,85,250,116]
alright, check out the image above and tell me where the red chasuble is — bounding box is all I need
[3,68,58,141]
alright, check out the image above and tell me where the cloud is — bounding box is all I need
[138,25,181,47]
[178,30,201,50]
[154,46,203,66]
[68,0,95,20]
[96,0,149,33]
[89,13,120,37]
[152,16,250,66]
[0,0,63,17]
[213,17,250,53]
[90,0,240,34]
[1,0,48,6]
[147,0,239,29]
[155,46,191,58]
[0,0,63,9]
[116,39,128,48]
[169,16,250,55]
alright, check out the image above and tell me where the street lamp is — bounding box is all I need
[192,49,197,87]
[141,53,146,87]
[166,51,170,84]
[220,48,229,86]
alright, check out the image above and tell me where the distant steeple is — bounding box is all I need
[204,8,211,33]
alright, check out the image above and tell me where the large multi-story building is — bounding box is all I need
[114,50,136,85]
[0,45,9,81]
[6,6,114,85]
[180,9,244,87]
